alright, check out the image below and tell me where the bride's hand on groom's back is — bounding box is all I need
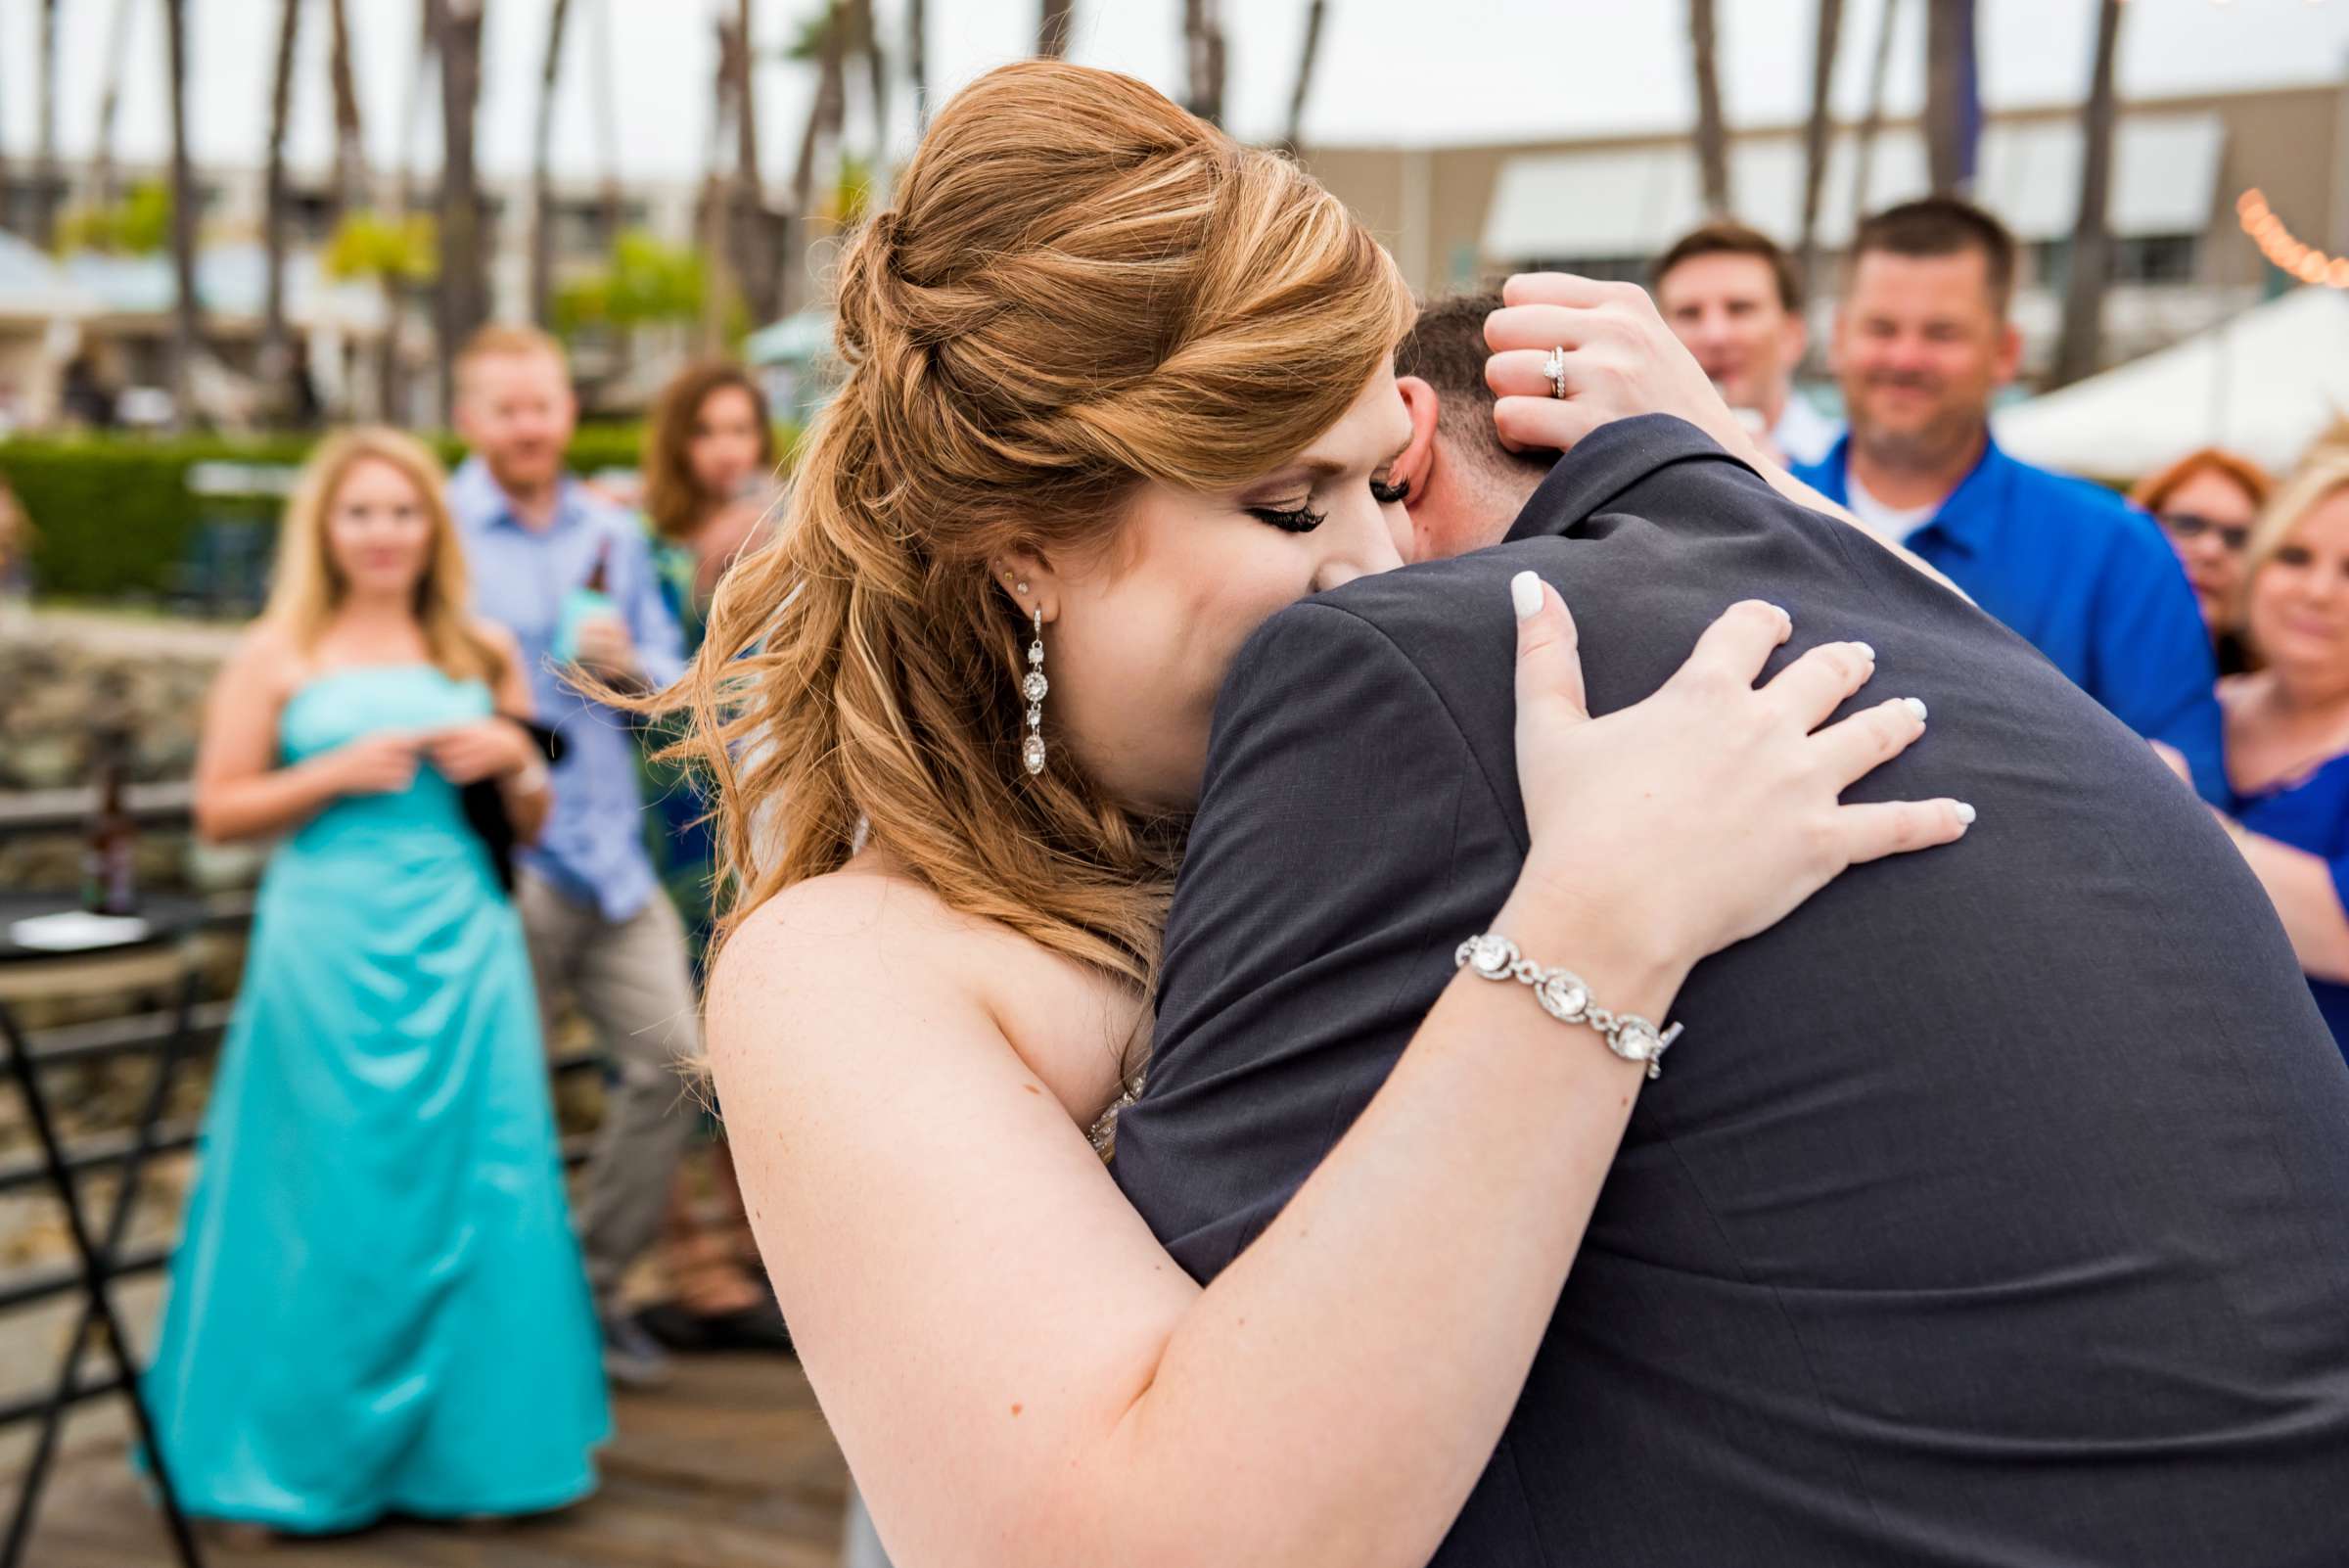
[1507,576,1974,980]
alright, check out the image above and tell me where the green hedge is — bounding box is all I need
[0,425,656,600]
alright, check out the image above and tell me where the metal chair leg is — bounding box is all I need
[0,989,206,1568]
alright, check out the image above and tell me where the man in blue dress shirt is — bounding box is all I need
[1793,198,2225,802]
[448,324,696,1387]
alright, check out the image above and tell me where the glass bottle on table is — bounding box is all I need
[82,742,139,917]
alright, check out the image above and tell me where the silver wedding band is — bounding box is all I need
[1542,346,1569,399]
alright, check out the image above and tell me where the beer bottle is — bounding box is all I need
[82,744,139,917]
[554,538,617,665]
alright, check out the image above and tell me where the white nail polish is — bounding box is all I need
[1954,801,1977,825]
[1854,642,1875,663]
[1511,571,1543,622]
[1902,697,1928,721]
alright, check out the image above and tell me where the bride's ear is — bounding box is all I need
[990,550,1060,624]
[1394,376,1441,503]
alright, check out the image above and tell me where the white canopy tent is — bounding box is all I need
[1992,286,2349,483]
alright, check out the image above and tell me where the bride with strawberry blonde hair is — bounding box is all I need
[665,63,1961,1565]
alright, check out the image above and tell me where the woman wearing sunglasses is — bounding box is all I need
[2133,447,2274,675]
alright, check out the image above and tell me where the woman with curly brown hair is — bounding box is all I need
[635,362,794,1356]
[666,63,1964,1565]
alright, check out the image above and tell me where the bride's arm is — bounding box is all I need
[713,592,1968,1568]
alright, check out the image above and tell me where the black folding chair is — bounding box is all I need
[0,894,212,1568]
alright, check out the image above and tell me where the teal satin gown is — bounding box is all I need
[144,666,610,1531]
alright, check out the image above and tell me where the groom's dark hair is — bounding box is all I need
[1396,293,1554,484]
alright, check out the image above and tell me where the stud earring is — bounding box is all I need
[1022,609,1048,776]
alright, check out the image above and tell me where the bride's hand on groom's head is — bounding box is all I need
[1483,273,1747,458]
[1507,576,1974,980]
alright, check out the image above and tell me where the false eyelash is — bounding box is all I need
[1370,476,1410,505]
[1248,502,1327,533]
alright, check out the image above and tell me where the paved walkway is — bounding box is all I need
[20,1351,852,1567]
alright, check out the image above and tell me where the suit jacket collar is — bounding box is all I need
[1503,414,1758,545]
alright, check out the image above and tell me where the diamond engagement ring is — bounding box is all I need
[1542,345,1569,399]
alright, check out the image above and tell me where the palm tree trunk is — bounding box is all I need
[262,0,303,417]
[433,0,488,423]
[1797,0,1844,295]
[909,0,930,131]
[326,0,368,222]
[1037,0,1074,59]
[1181,0,1226,126]
[1280,0,1329,157]
[789,4,848,231]
[853,0,888,155]
[1922,0,1977,194]
[1688,0,1731,215]
[2052,0,2125,388]
[590,0,623,247]
[531,0,576,328]
[730,0,783,327]
[32,0,61,248]
[89,0,135,208]
[1849,0,1899,224]
[397,4,438,218]
[700,13,739,353]
[163,0,203,428]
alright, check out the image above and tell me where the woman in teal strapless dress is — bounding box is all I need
[146,428,608,1533]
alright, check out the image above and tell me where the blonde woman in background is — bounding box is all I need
[656,64,1964,1567]
[2205,428,2349,1062]
[148,428,607,1535]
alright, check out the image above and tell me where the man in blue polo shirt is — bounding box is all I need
[1795,197,2225,802]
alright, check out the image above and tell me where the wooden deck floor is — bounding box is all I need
[21,1353,852,1568]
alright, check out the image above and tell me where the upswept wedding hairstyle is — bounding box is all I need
[665,60,1413,987]
[265,426,505,684]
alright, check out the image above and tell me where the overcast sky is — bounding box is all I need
[1,0,2345,187]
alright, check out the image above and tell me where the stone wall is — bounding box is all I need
[0,609,241,895]
[0,609,235,790]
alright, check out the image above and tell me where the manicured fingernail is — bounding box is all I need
[1902,697,1928,721]
[1511,571,1543,622]
[1770,603,1791,622]
[1853,641,1875,662]
[1954,801,1977,825]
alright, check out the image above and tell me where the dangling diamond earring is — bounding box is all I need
[1022,609,1048,776]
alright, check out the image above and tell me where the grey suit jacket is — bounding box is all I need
[1112,415,2349,1566]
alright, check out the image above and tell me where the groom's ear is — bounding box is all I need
[1394,375,1441,506]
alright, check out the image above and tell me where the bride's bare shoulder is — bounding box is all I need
[717,863,976,997]
[709,860,1134,1125]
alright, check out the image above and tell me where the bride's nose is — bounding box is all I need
[1313,506,1406,593]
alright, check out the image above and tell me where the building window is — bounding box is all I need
[2034,233,2198,293]
[1520,254,1654,286]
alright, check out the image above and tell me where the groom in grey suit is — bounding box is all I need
[1112,288,2349,1566]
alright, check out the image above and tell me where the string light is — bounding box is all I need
[2235,189,2349,290]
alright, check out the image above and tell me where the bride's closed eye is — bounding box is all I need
[1248,501,1327,533]
[1250,473,1409,532]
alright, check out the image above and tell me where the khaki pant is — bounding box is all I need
[517,870,700,1315]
